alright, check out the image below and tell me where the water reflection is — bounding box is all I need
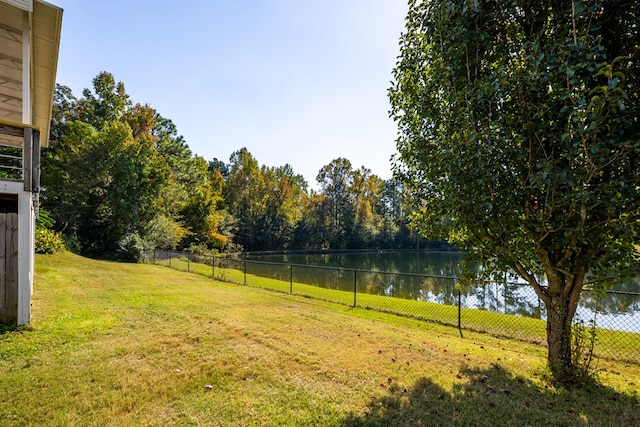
[246,251,640,330]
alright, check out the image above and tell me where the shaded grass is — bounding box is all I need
[0,252,638,426]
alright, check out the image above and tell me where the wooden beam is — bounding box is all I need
[32,130,40,193]
[0,123,24,137]
[23,126,31,191]
[0,118,40,131]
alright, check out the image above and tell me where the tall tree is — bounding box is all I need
[146,113,193,248]
[352,167,384,247]
[49,84,78,146]
[316,158,356,248]
[77,71,129,130]
[293,192,330,249]
[225,148,267,251]
[390,0,639,381]
[179,155,224,248]
[259,164,308,250]
[43,74,171,257]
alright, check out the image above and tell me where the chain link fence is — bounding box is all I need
[141,250,640,365]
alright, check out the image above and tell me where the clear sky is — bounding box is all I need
[52,0,408,187]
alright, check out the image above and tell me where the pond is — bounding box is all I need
[246,251,640,332]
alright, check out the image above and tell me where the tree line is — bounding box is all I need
[42,71,440,259]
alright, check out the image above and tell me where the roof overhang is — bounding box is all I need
[0,0,62,147]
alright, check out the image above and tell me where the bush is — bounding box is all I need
[144,214,185,250]
[35,227,66,254]
[187,243,215,257]
[117,233,145,262]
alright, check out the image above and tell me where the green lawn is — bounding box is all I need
[0,252,638,426]
[163,256,639,365]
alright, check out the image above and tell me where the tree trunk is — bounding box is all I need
[543,272,585,382]
[546,295,576,380]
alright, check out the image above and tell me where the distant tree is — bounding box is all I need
[380,180,403,223]
[258,165,308,250]
[209,158,230,181]
[43,118,169,257]
[77,71,129,130]
[316,158,357,248]
[43,74,171,257]
[352,167,385,247]
[45,78,433,256]
[179,155,226,248]
[225,148,267,251]
[49,84,78,146]
[153,114,192,181]
[390,0,640,381]
[293,193,331,249]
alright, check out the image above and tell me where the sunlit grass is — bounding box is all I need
[0,252,638,426]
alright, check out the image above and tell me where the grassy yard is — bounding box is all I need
[164,256,640,365]
[0,252,638,426]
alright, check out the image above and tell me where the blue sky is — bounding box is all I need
[52,0,408,186]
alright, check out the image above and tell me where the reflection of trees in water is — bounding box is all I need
[263,251,466,278]
[501,285,544,319]
[248,252,639,319]
[356,272,458,305]
[580,289,640,316]
[458,283,543,319]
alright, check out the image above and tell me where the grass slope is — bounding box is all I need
[0,252,638,426]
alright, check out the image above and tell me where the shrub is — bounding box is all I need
[188,243,215,257]
[117,233,145,262]
[35,227,66,254]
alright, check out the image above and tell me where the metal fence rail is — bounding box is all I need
[141,249,640,365]
[0,146,23,180]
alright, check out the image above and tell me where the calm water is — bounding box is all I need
[247,251,640,331]
[249,251,465,277]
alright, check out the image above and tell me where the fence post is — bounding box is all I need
[353,270,357,307]
[169,251,172,268]
[289,264,293,294]
[458,288,463,337]
[212,254,215,278]
[243,260,247,286]
[187,253,190,272]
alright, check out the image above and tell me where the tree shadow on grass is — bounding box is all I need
[343,364,640,427]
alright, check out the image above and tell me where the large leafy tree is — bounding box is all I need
[316,158,357,248]
[352,167,385,247]
[224,148,267,251]
[390,0,639,381]
[43,74,171,257]
[179,155,225,248]
[258,164,308,250]
[77,71,129,129]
